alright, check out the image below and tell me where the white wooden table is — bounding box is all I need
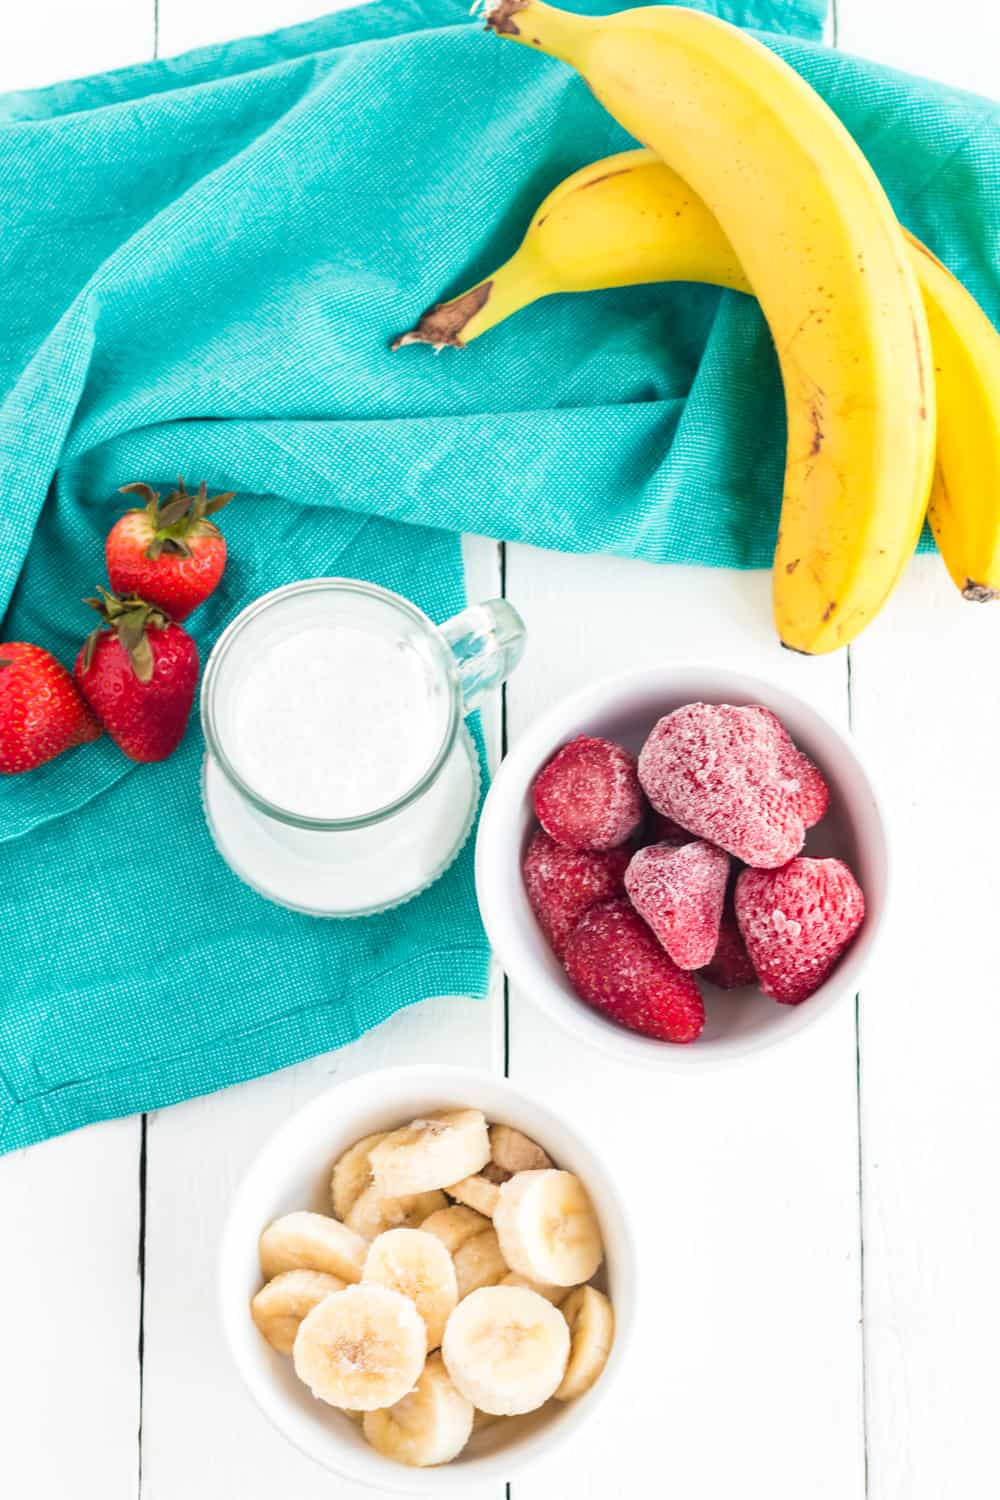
[2,3,998,1497]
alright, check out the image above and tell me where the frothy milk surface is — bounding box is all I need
[226,622,446,819]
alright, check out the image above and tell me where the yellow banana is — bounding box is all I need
[906,236,1000,601]
[462,1,937,652]
[400,149,1000,604]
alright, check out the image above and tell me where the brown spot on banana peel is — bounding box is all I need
[808,403,824,457]
[485,0,529,35]
[785,559,800,575]
[962,582,1000,603]
[822,601,838,622]
[390,281,493,351]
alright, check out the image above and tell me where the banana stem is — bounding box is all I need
[392,248,553,349]
[485,0,591,62]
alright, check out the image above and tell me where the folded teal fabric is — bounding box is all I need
[1,0,997,1151]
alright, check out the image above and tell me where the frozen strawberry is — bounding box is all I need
[637,703,828,869]
[647,811,692,846]
[624,839,729,969]
[702,894,757,989]
[734,857,864,1004]
[563,899,705,1043]
[522,829,631,957]
[533,735,643,850]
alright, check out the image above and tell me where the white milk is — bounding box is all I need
[227,623,446,821]
[201,584,481,916]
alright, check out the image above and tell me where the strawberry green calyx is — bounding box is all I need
[118,477,235,561]
[81,586,173,684]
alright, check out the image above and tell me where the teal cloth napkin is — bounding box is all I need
[1,0,997,1152]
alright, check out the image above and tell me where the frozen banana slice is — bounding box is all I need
[500,1271,567,1307]
[489,1124,553,1175]
[363,1228,458,1351]
[259,1211,367,1283]
[420,1203,491,1253]
[345,1185,447,1242]
[251,1269,345,1355]
[330,1131,388,1220]
[446,1174,501,1218]
[293,1284,426,1411]
[494,1170,603,1287]
[442,1285,569,1416]
[555,1285,615,1400]
[370,1111,490,1197]
[363,1352,474,1467]
[453,1228,509,1299]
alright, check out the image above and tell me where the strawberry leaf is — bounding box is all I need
[119,482,159,507]
[203,489,236,516]
[157,493,193,527]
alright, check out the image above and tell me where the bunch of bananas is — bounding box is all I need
[395,1,1000,654]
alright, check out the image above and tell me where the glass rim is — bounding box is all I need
[199,577,461,831]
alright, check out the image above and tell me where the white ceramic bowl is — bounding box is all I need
[219,1064,636,1494]
[476,665,890,1067]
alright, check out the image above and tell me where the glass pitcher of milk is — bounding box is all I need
[200,578,525,916]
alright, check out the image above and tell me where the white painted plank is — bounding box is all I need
[0,0,153,91]
[504,546,864,1500]
[0,8,151,1497]
[835,5,1000,1496]
[155,0,334,56]
[0,1120,141,1499]
[850,568,1000,1500]
[837,0,998,97]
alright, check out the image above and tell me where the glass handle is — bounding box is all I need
[438,599,526,714]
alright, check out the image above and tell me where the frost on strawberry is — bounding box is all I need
[563,898,705,1043]
[624,838,729,970]
[734,856,864,1004]
[532,735,644,850]
[637,702,829,869]
[522,828,631,957]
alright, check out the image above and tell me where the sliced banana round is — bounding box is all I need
[363,1352,474,1468]
[363,1228,458,1350]
[500,1271,567,1307]
[292,1284,426,1411]
[453,1228,509,1299]
[345,1186,447,1242]
[330,1132,388,1221]
[446,1174,501,1218]
[489,1124,553,1175]
[555,1285,615,1401]
[370,1110,490,1197]
[494,1170,603,1287]
[251,1270,346,1355]
[259,1211,367,1283]
[420,1204,491,1253]
[442,1285,570,1416]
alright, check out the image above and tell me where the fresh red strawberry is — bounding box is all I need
[74,589,199,763]
[532,735,644,850]
[563,899,705,1043]
[105,478,234,621]
[638,702,829,869]
[522,828,631,957]
[735,857,864,1004]
[0,642,101,773]
[624,839,730,969]
[702,892,757,990]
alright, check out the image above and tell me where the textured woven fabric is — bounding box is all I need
[1,0,997,1151]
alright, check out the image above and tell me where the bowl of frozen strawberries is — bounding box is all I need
[219,1066,634,1491]
[476,665,889,1065]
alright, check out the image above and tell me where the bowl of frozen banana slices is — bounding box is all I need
[219,1063,635,1491]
